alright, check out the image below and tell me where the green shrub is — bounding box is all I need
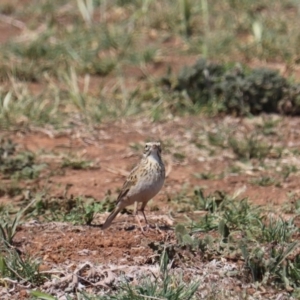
[172,59,300,115]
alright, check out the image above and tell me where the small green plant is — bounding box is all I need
[228,164,242,174]
[191,213,219,233]
[0,199,46,287]
[109,249,199,299]
[260,216,297,243]
[191,193,262,238]
[62,157,95,170]
[207,131,227,148]
[221,198,262,231]
[241,241,300,288]
[171,187,224,213]
[82,201,110,225]
[228,134,271,160]
[193,172,218,180]
[0,214,22,247]
[0,138,46,179]
[281,165,298,181]
[175,224,199,248]
[62,199,103,225]
[173,152,186,162]
[257,117,281,136]
[250,176,279,187]
[0,249,47,286]
[192,188,224,212]
[0,198,36,247]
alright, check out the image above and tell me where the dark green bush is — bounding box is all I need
[172,59,300,115]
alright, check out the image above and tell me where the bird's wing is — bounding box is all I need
[116,164,139,204]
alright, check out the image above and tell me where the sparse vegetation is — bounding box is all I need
[0,1,300,128]
[1,0,300,299]
[174,192,300,291]
[228,133,272,160]
[62,157,96,170]
[0,138,46,179]
[30,194,115,225]
[0,199,48,287]
[250,175,279,187]
[103,249,199,300]
[0,248,47,286]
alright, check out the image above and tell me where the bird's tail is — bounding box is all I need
[101,207,121,230]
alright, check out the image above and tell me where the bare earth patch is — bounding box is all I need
[0,115,300,298]
[10,220,292,300]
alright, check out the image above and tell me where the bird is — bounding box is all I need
[102,142,165,231]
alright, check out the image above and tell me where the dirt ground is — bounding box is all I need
[1,116,298,299]
[8,116,300,262]
[1,7,300,298]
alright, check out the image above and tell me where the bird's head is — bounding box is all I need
[143,142,162,159]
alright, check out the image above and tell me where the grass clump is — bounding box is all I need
[260,216,297,243]
[228,133,272,160]
[0,199,48,287]
[0,138,46,179]
[0,198,37,247]
[61,157,95,170]
[250,176,279,187]
[0,249,47,287]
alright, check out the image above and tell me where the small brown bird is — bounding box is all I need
[102,142,165,231]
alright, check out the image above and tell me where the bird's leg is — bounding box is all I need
[141,201,155,232]
[140,201,164,235]
[134,201,145,233]
[140,202,149,225]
